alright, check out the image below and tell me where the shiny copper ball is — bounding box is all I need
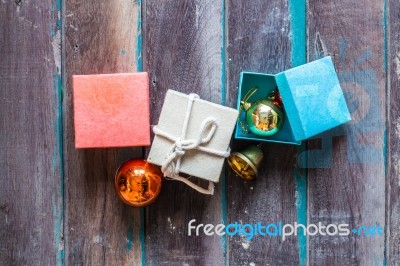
[114,159,162,207]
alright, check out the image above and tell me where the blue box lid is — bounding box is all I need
[275,56,351,141]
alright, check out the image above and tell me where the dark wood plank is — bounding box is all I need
[226,1,301,265]
[64,1,143,265]
[143,1,225,265]
[307,0,386,264]
[0,0,63,265]
[387,0,400,264]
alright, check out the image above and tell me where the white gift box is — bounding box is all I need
[147,90,239,188]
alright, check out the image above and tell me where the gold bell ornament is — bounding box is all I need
[239,87,284,137]
[114,159,163,207]
[227,144,264,180]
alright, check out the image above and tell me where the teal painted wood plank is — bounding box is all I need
[136,2,147,266]
[307,0,386,264]
[54,1,64,265]
[137,0,143,72]
[0,0,63,264]
[288,0,308,265]
[288,0,306,68]
[221,1,228,265]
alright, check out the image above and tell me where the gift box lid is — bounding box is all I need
[73,72,150,148]
[275,56,351,141]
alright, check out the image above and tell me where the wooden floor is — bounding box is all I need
[1,0,399,265]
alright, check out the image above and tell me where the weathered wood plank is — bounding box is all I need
[307,0,386,264]
[0,0,63,265]
[226,1,301,265]
[64,1,143,265]
[387,0,400,264]
[143,0,225,265]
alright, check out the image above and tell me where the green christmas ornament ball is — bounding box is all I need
[240,89,284,137]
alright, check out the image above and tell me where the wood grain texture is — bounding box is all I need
[226,1,300,265]
[0,0,63,265]
[387,0,400,264]
[143,0,225,265]
[1,0,397,265]
[307,0,386,264]
[64,1,143,265]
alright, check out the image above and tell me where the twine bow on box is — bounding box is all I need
[152,93,231,195]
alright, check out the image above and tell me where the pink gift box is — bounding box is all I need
[73,72,150,148]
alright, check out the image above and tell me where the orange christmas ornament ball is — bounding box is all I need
[114,159,163,207]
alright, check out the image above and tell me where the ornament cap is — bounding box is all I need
[240,101,252,112]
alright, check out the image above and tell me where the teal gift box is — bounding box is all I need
[234,56,351,145]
